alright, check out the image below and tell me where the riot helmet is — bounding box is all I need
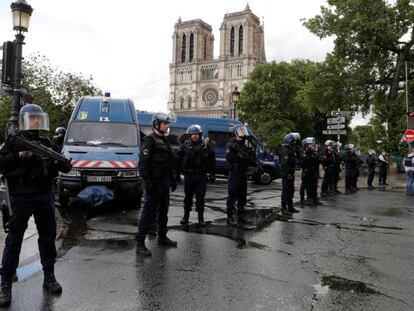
[19,104,49,131]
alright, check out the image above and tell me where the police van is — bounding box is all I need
[137,112,280,184]
[56,94,143,208]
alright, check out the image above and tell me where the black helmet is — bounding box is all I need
[19,104,49,131]
[186,124,203,135]
[55,127,66,135]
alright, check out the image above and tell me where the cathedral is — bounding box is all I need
[168,4,266,117]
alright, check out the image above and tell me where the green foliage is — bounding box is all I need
[238,60,322,151]
[303,0,414,154]
[0,54,101,140]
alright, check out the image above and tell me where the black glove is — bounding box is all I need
[209,173,216,184]
[170,179,177,192]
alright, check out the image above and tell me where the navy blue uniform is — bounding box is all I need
[280,146,297,210]
[0,131,71,280]
[177,139,215,213]
[344,151,357,192]
[225,139,256,217]
[299,149,319,203]
[321,150,335,194]
[333,151,342,192]
[366,155,377,187]
[136,133,176,241]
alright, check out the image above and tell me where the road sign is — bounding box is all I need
[323,130,347,135]
[327,117,345,124]
[327,124,346,130]
[403,129,414,143]
[331,111,355,117]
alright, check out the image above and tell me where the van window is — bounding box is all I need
[167,127,186,146]
[66,121,138,147]
[76,98,134,122]
[140,125,153,137]
[208,131,232,148]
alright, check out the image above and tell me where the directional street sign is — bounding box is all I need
[327,117,345,124]
[331,111,355,117]
[327,124,346,130]
[323,130,347,135]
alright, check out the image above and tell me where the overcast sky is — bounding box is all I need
[0,0,370,126]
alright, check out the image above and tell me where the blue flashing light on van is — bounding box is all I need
[137,112,281,184]
[56,96,143,208]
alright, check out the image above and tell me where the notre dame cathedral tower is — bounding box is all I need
[168,4,266,117]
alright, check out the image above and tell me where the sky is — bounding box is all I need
[0,0,370,126]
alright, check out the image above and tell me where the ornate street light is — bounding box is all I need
[8,0,33,132]
[231,86,240,119]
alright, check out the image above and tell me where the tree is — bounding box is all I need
[303,0,414,153]
[0,54,101,140]
[238,60,322,151]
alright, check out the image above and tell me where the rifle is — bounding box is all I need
[0,176,13,233]
[7,131,72,175]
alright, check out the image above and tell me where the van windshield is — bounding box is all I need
[66,121,138,147]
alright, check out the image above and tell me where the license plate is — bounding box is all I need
[86,176,112,183]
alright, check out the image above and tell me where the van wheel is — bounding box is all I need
[257,171,272,185]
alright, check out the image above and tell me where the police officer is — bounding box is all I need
[177,125,215,226]
[52,127,66,153]
[136,112,178,257]
[299,137,320,206]
[280,132,301,215]
[366,150,377,190]
[321,140,336,196]
[378,151,390,185]
[351,147,363,190]
[0,104,72,306]
[333,142,343,194]
[343,144,356,194]
[225,125,257,225]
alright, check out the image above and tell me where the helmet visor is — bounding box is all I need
[19,112,49,131]
[235,126,249,138]
[167,111,177,123]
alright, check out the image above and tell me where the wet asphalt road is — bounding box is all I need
[1,178,414,311]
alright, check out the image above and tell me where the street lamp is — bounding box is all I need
[8,0,33,133]
[231,86,240,119]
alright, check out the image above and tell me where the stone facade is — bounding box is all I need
[168,4,266,117]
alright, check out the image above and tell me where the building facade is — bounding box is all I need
[168,5,266,117]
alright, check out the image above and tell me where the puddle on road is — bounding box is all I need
[312,275,380,297]
[380,207,405,217]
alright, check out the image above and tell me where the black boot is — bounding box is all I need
[136,240,152,256]
[43,269,62,294]
[198,212,206,227]
[158,235,178,247]
[0,279,12,307]
[288,204,299,213]
[180,210,190,225]
[281,206,291,216]
[226,213,237,226]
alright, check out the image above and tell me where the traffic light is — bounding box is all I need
[1,41,15,86]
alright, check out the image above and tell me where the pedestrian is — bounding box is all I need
[343,144,356,194]
[404,147,414,196]
[52,127,66,153]
[280,132,301,215]
[366,150,377,190]
[378,151,390,185]
[321,140,336,196]
[0,104,72,306]
[299,137,320,206]
[136,112,178,257]
[333,142,343,194]
[177,125,216,226]
[225,125,257,225]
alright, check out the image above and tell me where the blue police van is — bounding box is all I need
[137,112,281,184]
[56,95,143,208]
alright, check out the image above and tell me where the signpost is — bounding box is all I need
[403,129,414,143]
[323,108,356,143]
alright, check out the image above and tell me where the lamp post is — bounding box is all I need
[231,86,240,119]
[8,0,33,133]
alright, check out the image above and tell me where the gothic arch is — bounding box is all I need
[189,33,194,62]
[181,34,186,63]
[239,25,244,55]
[230,26,235,57]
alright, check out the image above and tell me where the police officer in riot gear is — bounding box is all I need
[351,147,363,190]
[225,125,257,225]
[321,140,336,197]
[333,142,343,193]
[299,137,320,206]
[136,112,178,257]
[366,150,377,190]
[344,144,357,194]
[0,104,72,306]
[177,125,215,226]
[52,127,66,153]
[280,133,301,215]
